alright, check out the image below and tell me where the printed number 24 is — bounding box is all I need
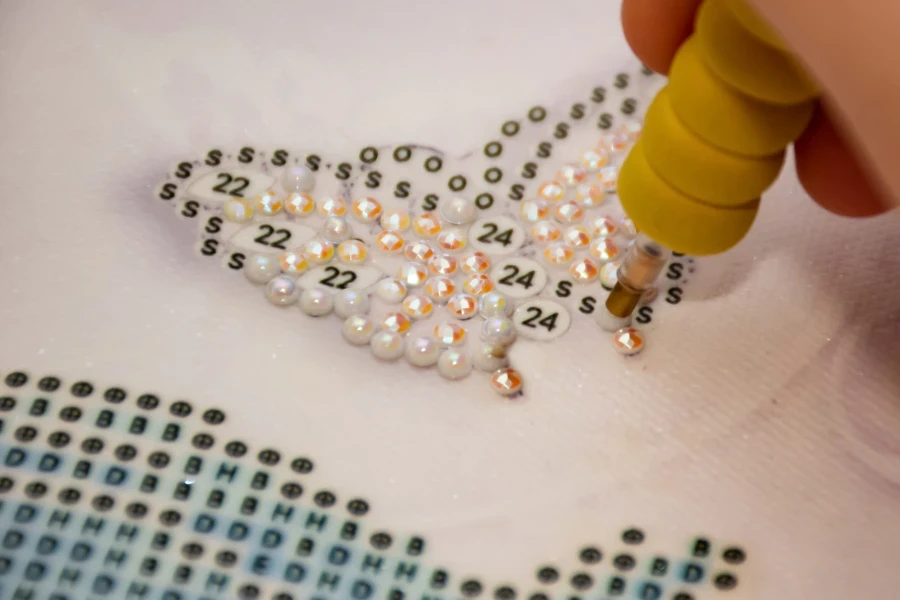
[476,223,514,246]
[521,307,558,331]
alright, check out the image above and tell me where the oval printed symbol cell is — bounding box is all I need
[513,299,571,341]
[228,222,316,254]
[296,264,384,292]
[187,169,276,204]
[468,216,525,255]
[490,257,547,299]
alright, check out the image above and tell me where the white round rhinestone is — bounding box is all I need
[298,288,333,317]
[244,254,280,284]
[437,349,472,380]
[478,291,512,318]
[472,343,509,372]
[322,216,352,243]
[375,278,407,304]
[333,289,370,318]
[342,315,375,345]
[265,276,299,307]
[440,196,477,225]
[370,330,405,361]
[481,316,516,347]
[282,165,316,193]
[406,336,441,367]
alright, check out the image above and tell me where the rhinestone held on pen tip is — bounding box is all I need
[318,196,347,217]
[397,262,428,287]
[433,322,467,347]
[537,180,565,202]
[413,213,442,238]
[350,196,382,223]
[556,163,586,186]
[620,217,638,239]
[437,229,466,251]
[376,230,404,253]
[254,190,283,216]
[612,327,645,356]
[439,196,476,225]
[278,250,309,275]
[285,192,315,217]
[223,197,254,223]
[404,241,435,262]
[337,239,368,264]
[381,209,411,232]
[490,368,524,396]
[600,260,621,290]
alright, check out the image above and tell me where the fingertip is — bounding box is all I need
[622,0,703,75]
[794,106,890,218]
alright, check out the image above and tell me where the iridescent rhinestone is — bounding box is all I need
[425,276,456,303]
[520,198,549,223]
[437,229,467,251]
[334,289,370,318]
[381,312,411,334]
[473,343,509,372]
[397,262,428,287]
[412,213,442,238]
[381,209,411,232]
[350,196,382,223]
[478,291,511,318]
[265,275,299,306]
[481,317,516,347]
[402,293,434,320]
[370,330,405,361]
[304,237,334,263]
[553,200,584,224]
[375,230,405,253]
[404,241,435,262]
[563,226,592,248]
[427,254,457,275]
[619,120,643,141]
[337,239,368,264]
[278,250,309,275]
[437,349,472,380]
[254,190,283,216]
[318,196,347,217]
[439,196,476,225]
[282,165,316,193]
[447,293,478,320]
[375,278,407,304]
[322,216,352,243]
[531,220,561,243]
[244,254,280,284]
[543,243,574,266]
[600,260,621,289]
[223,197,254,223]
[620,217,638,239]
[298,288,333,317]
[462,273,494,295]
[406,336,440,367]
[575,184,604,208]
[557,163,586,186]
[342,315,375,346]
[589,238,620,263]
[461,252,491,274]
[569,258,599,283]
[490,368,523,396]
[285,193,315,217]
[612,327,645,356]
[537,180,565,202]
[433,322,466,347]
[579,148,609,172]
[598,166,618,192]
[601,131,630,152]
[589,215,618,238]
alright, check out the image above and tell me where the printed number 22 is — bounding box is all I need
[212,173,250,197]
[476,223,514,246]
[319,266,357,289]
[521,307,558,331]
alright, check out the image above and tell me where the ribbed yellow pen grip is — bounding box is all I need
[618,0,820,255]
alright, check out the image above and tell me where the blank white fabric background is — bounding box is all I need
[1,1,899,598]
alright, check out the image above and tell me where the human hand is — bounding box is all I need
[621,0,898,217]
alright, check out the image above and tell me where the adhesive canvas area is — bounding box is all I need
[1,2,900,600]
